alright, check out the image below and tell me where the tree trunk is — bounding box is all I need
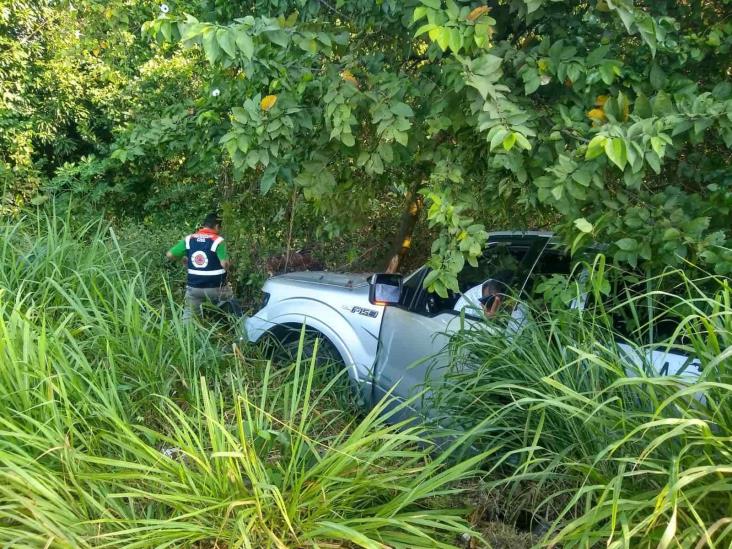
[384,188,424,273]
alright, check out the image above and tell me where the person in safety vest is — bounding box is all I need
[166,212,235,321]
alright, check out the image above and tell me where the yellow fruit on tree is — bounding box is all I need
[340,70,359,88]
[587,108,607,123]
[467,5,490,21]
[260,95,278,111]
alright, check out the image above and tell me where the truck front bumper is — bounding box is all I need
[240,312,269,344]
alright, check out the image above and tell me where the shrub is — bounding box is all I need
[0,213,486,548]
[433,261,732,547]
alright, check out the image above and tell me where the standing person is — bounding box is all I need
[166,212,235,322]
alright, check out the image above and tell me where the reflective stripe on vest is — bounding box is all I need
[187,268,226,276]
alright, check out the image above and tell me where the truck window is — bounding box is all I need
[413,243,531,316]
[399,267,426,309]
[525,248,573,296]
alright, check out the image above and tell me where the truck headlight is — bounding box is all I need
[261,292,271,309]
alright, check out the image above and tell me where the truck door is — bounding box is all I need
[371,235,550,419]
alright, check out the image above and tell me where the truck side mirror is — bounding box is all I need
[369,273,403,305]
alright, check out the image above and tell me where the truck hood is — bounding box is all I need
[262,271,375,309]
[269,271,371,289]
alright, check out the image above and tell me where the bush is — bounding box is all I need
[0,213,486,548]
[432,260,732,547]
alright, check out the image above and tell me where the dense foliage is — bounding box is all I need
[3,1,730,289]
[0,1,160,209]
[432,259,732,546]
[0,215,488,548]
[142,0,732,292]
[3,3,731,546]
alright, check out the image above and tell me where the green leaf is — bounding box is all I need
[637,16,657,57]
[217,29,236,58]
[599,62,616,85]
[421,0,442,9]
[604,138,627,170]
[202,30,221,64]
[415,23,437,37]
[502,133,516,151]
[235,32,254,59]
[571,169,592,187]
[614,5,635,32]
[514,133,531,150]
[645,151,661,174]
[160,21,172,42]
[371,153,384,174]
[423,269,440,289]
[467,75,491,100]
[652,91,675,116]
[634,93,652,118]
[649,63,666,90]
[390,102,414,118]
[447,28,463,52]
[413,6,428,22]
[394,130,409,146]
[474,21,492,48]
[181,22,205,42]
[30,195,49,206]
[650,136,666,158]
[378,143,393,163]
[435,27,450,51]
[663,228,680,241]
[586,45,610,66]
[445,0,459,18]
[489,128,509,151]
[341,133,355,147]
[433,279,448,299]
[264,29,289,47]
[260,165,277,194]
[585,135,607,160]
[231,107,248,124]
[237,135,249,152]
[574,218,593,233]
[524,77,540,95]
[526,0,543,14]
[616,238,638,251]
[471,54,502,77]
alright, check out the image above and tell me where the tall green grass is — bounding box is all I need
[0,213,485,548]
[433,258,732,547]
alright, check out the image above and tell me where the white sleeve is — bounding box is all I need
[454,284,483,313]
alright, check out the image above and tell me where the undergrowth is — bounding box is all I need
[433,257,732,547]
[0,213,483,548]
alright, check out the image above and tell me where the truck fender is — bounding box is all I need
[251,299,379,385]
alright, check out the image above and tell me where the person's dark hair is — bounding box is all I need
[482,279,506,295]
[202,212,222,228]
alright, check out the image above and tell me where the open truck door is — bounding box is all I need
[369,234,553,420]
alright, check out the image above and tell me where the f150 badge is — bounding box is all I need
[345,305,379,318]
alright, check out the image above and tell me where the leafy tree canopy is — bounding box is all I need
[139,0,732,293]
[0,1,161,210]
[2,1,731,292]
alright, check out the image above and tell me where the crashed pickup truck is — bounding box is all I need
[243,232,701,415]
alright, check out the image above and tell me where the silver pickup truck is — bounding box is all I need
[243,232,700,414]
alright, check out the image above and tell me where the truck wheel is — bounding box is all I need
[264,327,364,412]
[266,328,343,370]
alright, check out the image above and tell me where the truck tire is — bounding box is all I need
[265,326,344,370]
[263,325,364,412]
